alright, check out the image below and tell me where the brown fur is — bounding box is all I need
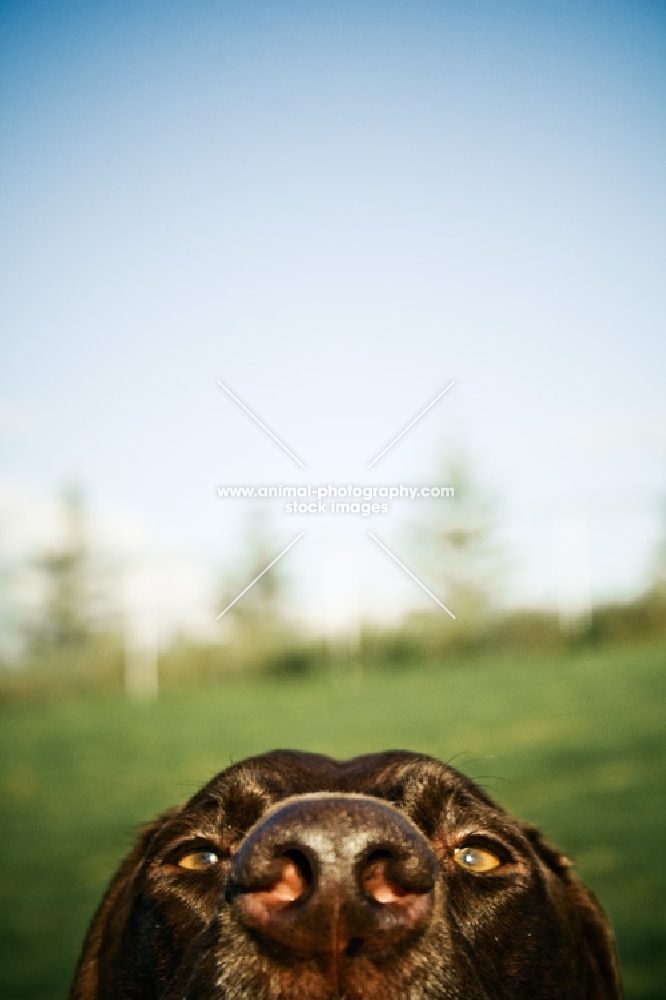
[70,750,623,999]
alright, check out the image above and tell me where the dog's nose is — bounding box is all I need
[227,794,438,958]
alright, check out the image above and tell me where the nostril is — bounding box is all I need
[282,849,313,887]
[263,859,304,904]
[361,849,434,905]
[362,850,398,903]
[236,848,311,924]
[275,849,312,902]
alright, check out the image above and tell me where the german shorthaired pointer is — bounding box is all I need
[70,750,623,999]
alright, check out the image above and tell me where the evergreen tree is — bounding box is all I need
[413,452,505,621]
[33,484,90,649]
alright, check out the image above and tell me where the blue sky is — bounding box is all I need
[1,0,665,638]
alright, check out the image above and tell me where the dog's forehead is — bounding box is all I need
[185,750,504,831]
[201,749,455,797]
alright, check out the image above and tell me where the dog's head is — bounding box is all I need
[70,750,622,999]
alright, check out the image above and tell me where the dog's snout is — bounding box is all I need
[227,794,438,958]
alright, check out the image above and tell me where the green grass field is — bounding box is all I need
[1,641,665,998]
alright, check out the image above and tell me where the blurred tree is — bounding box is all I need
[649,497,666,598]
[32,484,91,650]
[218,504,288,634]
[412,451,506,623]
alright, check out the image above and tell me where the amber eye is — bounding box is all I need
[453,845,502,873]
[177,850,221,870]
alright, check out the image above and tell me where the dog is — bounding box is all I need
[70,750,623,999]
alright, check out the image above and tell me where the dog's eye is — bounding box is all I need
[177,850,221,870]
[453,845,502,873]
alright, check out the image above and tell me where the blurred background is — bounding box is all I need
[1,1,664,996]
